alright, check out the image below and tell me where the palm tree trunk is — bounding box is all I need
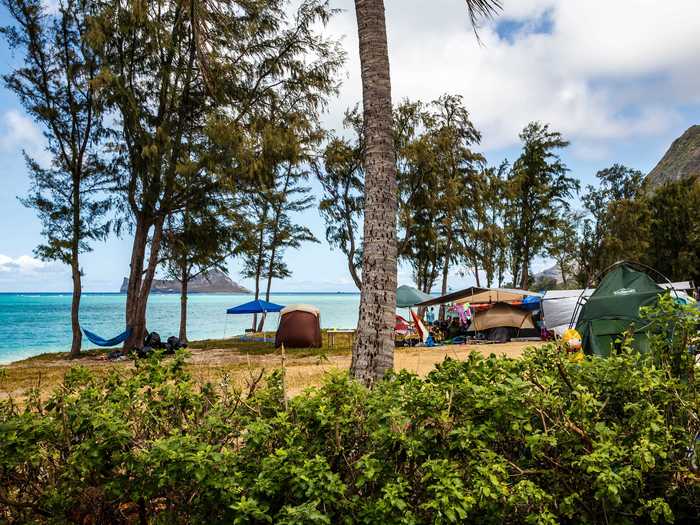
[350,0,397,387]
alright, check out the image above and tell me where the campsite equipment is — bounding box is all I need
[542,289,594,337]
[522,294,542,311]
[396,285,432,308]
[562,328,582,351]
[144,331,163,349]
[453,288,534,306]
[226,299,285,336]
[82,327,132,347]
[275,304,322,348]
[226,299,284,314]
[467,302,535,342]
[575,263,664,356]
[409,309,428,343]
[395,315,410,332]
[541,281,692,337]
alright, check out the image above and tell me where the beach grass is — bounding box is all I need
[0,335,539,403]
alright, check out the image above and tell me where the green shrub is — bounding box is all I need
[1,310,698,524]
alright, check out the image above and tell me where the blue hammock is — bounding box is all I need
[83,327,132,347]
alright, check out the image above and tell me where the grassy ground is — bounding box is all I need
[0,334,542,402]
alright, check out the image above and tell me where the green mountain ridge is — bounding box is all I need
[646,125,700,187]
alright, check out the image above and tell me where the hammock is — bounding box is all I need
[82,327,132,347]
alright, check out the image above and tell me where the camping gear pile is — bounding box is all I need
[105,331,187,361]
[399,261,696,350]
[413,286,543,343]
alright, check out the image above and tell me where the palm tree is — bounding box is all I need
[350,0,502,387]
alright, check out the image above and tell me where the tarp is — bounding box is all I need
[455,288,534,305]
[542,289,594,336]
[397,285,432,308]
[395,315,410,332]
[415,286,489,307]
[522,294,542,311]
[575,264,663,356]
[467,303,535,332]
[226,299,284,315]
[660,281,695,292]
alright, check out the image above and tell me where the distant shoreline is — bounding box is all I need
[0,291,363,295]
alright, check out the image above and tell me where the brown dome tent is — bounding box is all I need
[275,304,322,348]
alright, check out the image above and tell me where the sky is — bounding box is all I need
[1,0,699,293]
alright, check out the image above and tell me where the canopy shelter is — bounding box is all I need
[416,286,538,308]
[396,285,433,308]
[226,299,284,315]
[455,287,535,305]
[575,263,663,356]
[226,299,285,336]
[466,302,536,342]
[467,302,535,332]
[415,286,488,308]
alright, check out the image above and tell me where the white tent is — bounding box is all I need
[541,289,594,337]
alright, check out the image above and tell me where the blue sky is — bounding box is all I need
[1,0,699,292]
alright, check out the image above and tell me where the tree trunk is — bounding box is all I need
[70,181,82,357]
[252,209,268,331]
[124,217,164,349]
[179,260,188,343]
[70,249,82,357]
[258,243,277,332]
[520,242,530,289]
[124,219,149,349]
[350,0,397,387]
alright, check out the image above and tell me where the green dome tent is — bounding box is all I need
[575,263,664,356]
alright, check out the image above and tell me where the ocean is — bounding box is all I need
[0,292,369,364]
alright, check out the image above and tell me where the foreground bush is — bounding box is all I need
[1,339,698,523]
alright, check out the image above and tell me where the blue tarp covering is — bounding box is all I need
[226,299,284,315]
[522,294,542,311]
[83,327,132,347]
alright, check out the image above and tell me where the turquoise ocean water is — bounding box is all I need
[0,292,366,363]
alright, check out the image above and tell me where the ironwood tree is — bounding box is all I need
[459,161,509,288]
[576,164,648,285]
[89,0,343,348]
[160,195,245,342]
[317,107,365,289]
[240,109,321,331]
[645,177,700,284]
[2,0,114,356]
[505,122,579,289]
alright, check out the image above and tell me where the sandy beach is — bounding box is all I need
[0,340,544,401]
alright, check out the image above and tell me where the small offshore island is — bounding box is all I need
[119,269,250,294]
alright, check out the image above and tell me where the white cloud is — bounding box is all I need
[0,254,63,274]
[0,110,51,165]
[323,0,700,158]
